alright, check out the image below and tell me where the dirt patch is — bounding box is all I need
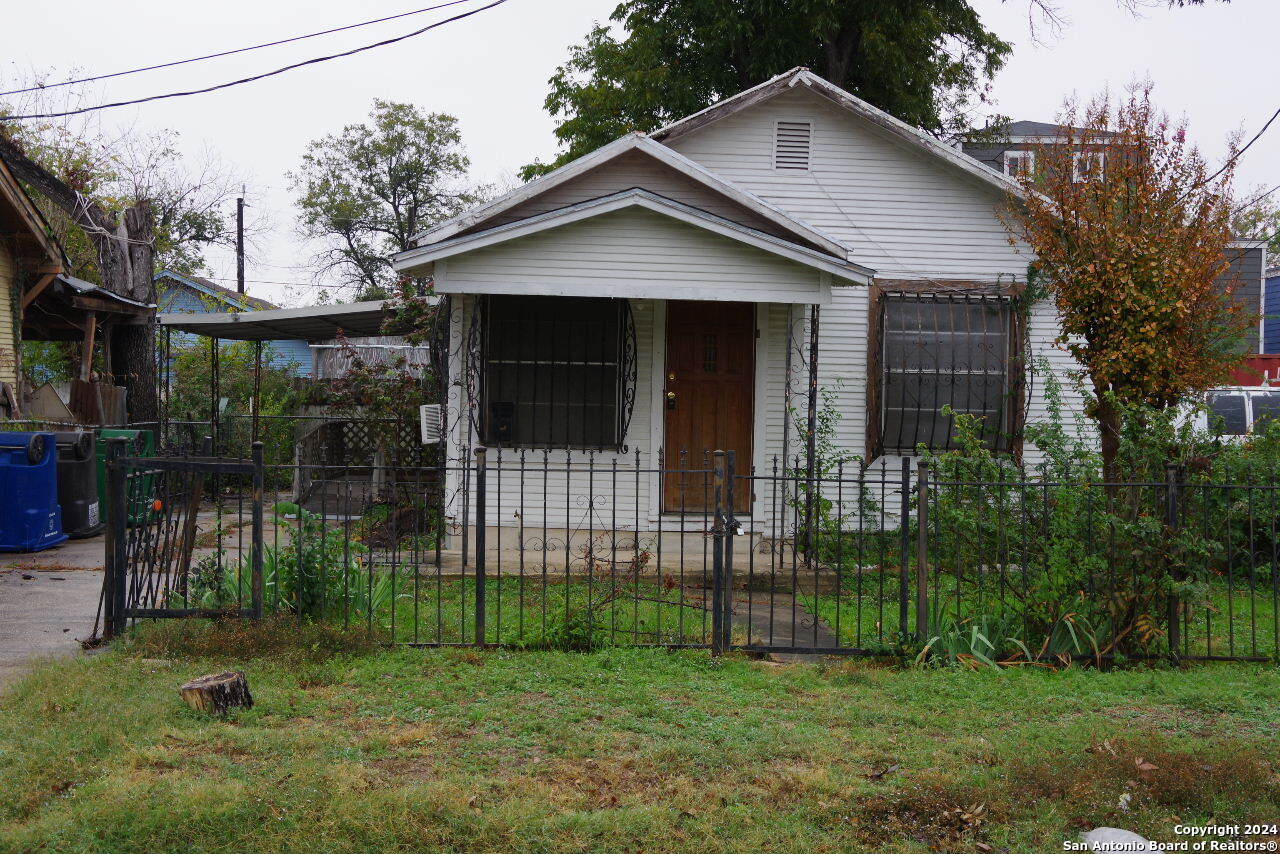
[855,779,999,851]
[534,756,700,809]
[3,562,103,573]
[1013,735,1279,816]
[368,756,438,781]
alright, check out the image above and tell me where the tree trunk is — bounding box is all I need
[179,671,253,715]
[1095,393,1123,483]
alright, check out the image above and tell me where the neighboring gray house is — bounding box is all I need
[391,68,1098,538]
[960,119,1109,179]
[961,122,1267,355]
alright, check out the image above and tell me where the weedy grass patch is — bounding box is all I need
[1,622,1277,853]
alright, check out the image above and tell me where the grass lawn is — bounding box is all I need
[1,621,1278,854]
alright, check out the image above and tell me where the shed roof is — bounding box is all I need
[158,300,389,342]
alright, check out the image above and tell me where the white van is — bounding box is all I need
[1197,387,1280,437]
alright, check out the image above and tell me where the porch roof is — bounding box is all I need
[411,134,850,258]
[393,189,873,304]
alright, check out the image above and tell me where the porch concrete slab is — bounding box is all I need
[0,567,103,693]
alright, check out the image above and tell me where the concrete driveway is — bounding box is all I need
[0,533,106,693]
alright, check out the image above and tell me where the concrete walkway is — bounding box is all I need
[0,535,106,693]
[731,591,842,662]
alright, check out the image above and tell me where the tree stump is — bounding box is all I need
[179,671,253,714]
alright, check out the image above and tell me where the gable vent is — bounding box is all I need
[774,120,812,171]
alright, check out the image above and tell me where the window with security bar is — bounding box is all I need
[875,291,1020,454]
[478,295,635,449]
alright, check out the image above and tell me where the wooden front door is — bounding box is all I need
[663,300,754,512]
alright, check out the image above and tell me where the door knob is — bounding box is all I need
[666,390,677,409]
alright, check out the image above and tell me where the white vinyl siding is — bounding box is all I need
[664,86,1087,467]
[442,206,828,304]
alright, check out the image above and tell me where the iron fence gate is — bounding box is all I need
[102,438,265,638]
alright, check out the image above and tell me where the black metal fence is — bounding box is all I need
[101,446,1279,664]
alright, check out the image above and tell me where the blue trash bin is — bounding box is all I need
[0,431,69,552]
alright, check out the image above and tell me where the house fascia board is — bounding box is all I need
[431,279,832,305]
[394,188,873,285]
[650,67,1027,200]
[411,134,849,258]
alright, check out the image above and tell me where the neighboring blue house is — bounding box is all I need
[1266,267,1280,354]
[155,270,314,376]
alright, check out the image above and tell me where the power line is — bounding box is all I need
[202,276,351,289]
[0,0,478,98]
[1234,183,1280,215]
[0,0,510,121]
[1201,103,1280,189]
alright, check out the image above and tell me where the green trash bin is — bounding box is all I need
[95,428,156,526]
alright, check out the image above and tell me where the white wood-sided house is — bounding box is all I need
[392,68,1087,545]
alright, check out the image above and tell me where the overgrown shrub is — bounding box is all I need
[188,502,408,624]
[918,367,1279,662]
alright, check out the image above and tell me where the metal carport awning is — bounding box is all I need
[157,300,389,341]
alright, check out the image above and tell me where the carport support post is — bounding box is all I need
[250,442,265,618]
[251,340,263,445]
[103,437,129,639]
[209,336,220,456]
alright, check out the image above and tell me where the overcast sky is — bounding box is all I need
[3,0,1277,307]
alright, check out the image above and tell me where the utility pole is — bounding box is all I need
[235,191,246,295]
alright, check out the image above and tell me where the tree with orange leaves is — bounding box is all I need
[1007,85,1250,476]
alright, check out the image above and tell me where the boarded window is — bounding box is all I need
[876,292,1019,454]
[774,121,812,171]
[479,295,634,449]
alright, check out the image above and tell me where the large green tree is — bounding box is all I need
[291,101,485,301]
[523,0,1012,178]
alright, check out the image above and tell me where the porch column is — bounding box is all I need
[805,304,820,497]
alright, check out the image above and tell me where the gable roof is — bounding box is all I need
[155,269,277,312]
[650,67,1027,200]
[412,134,850,259]
[394,187,873,285]
[966,119,1120,143]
